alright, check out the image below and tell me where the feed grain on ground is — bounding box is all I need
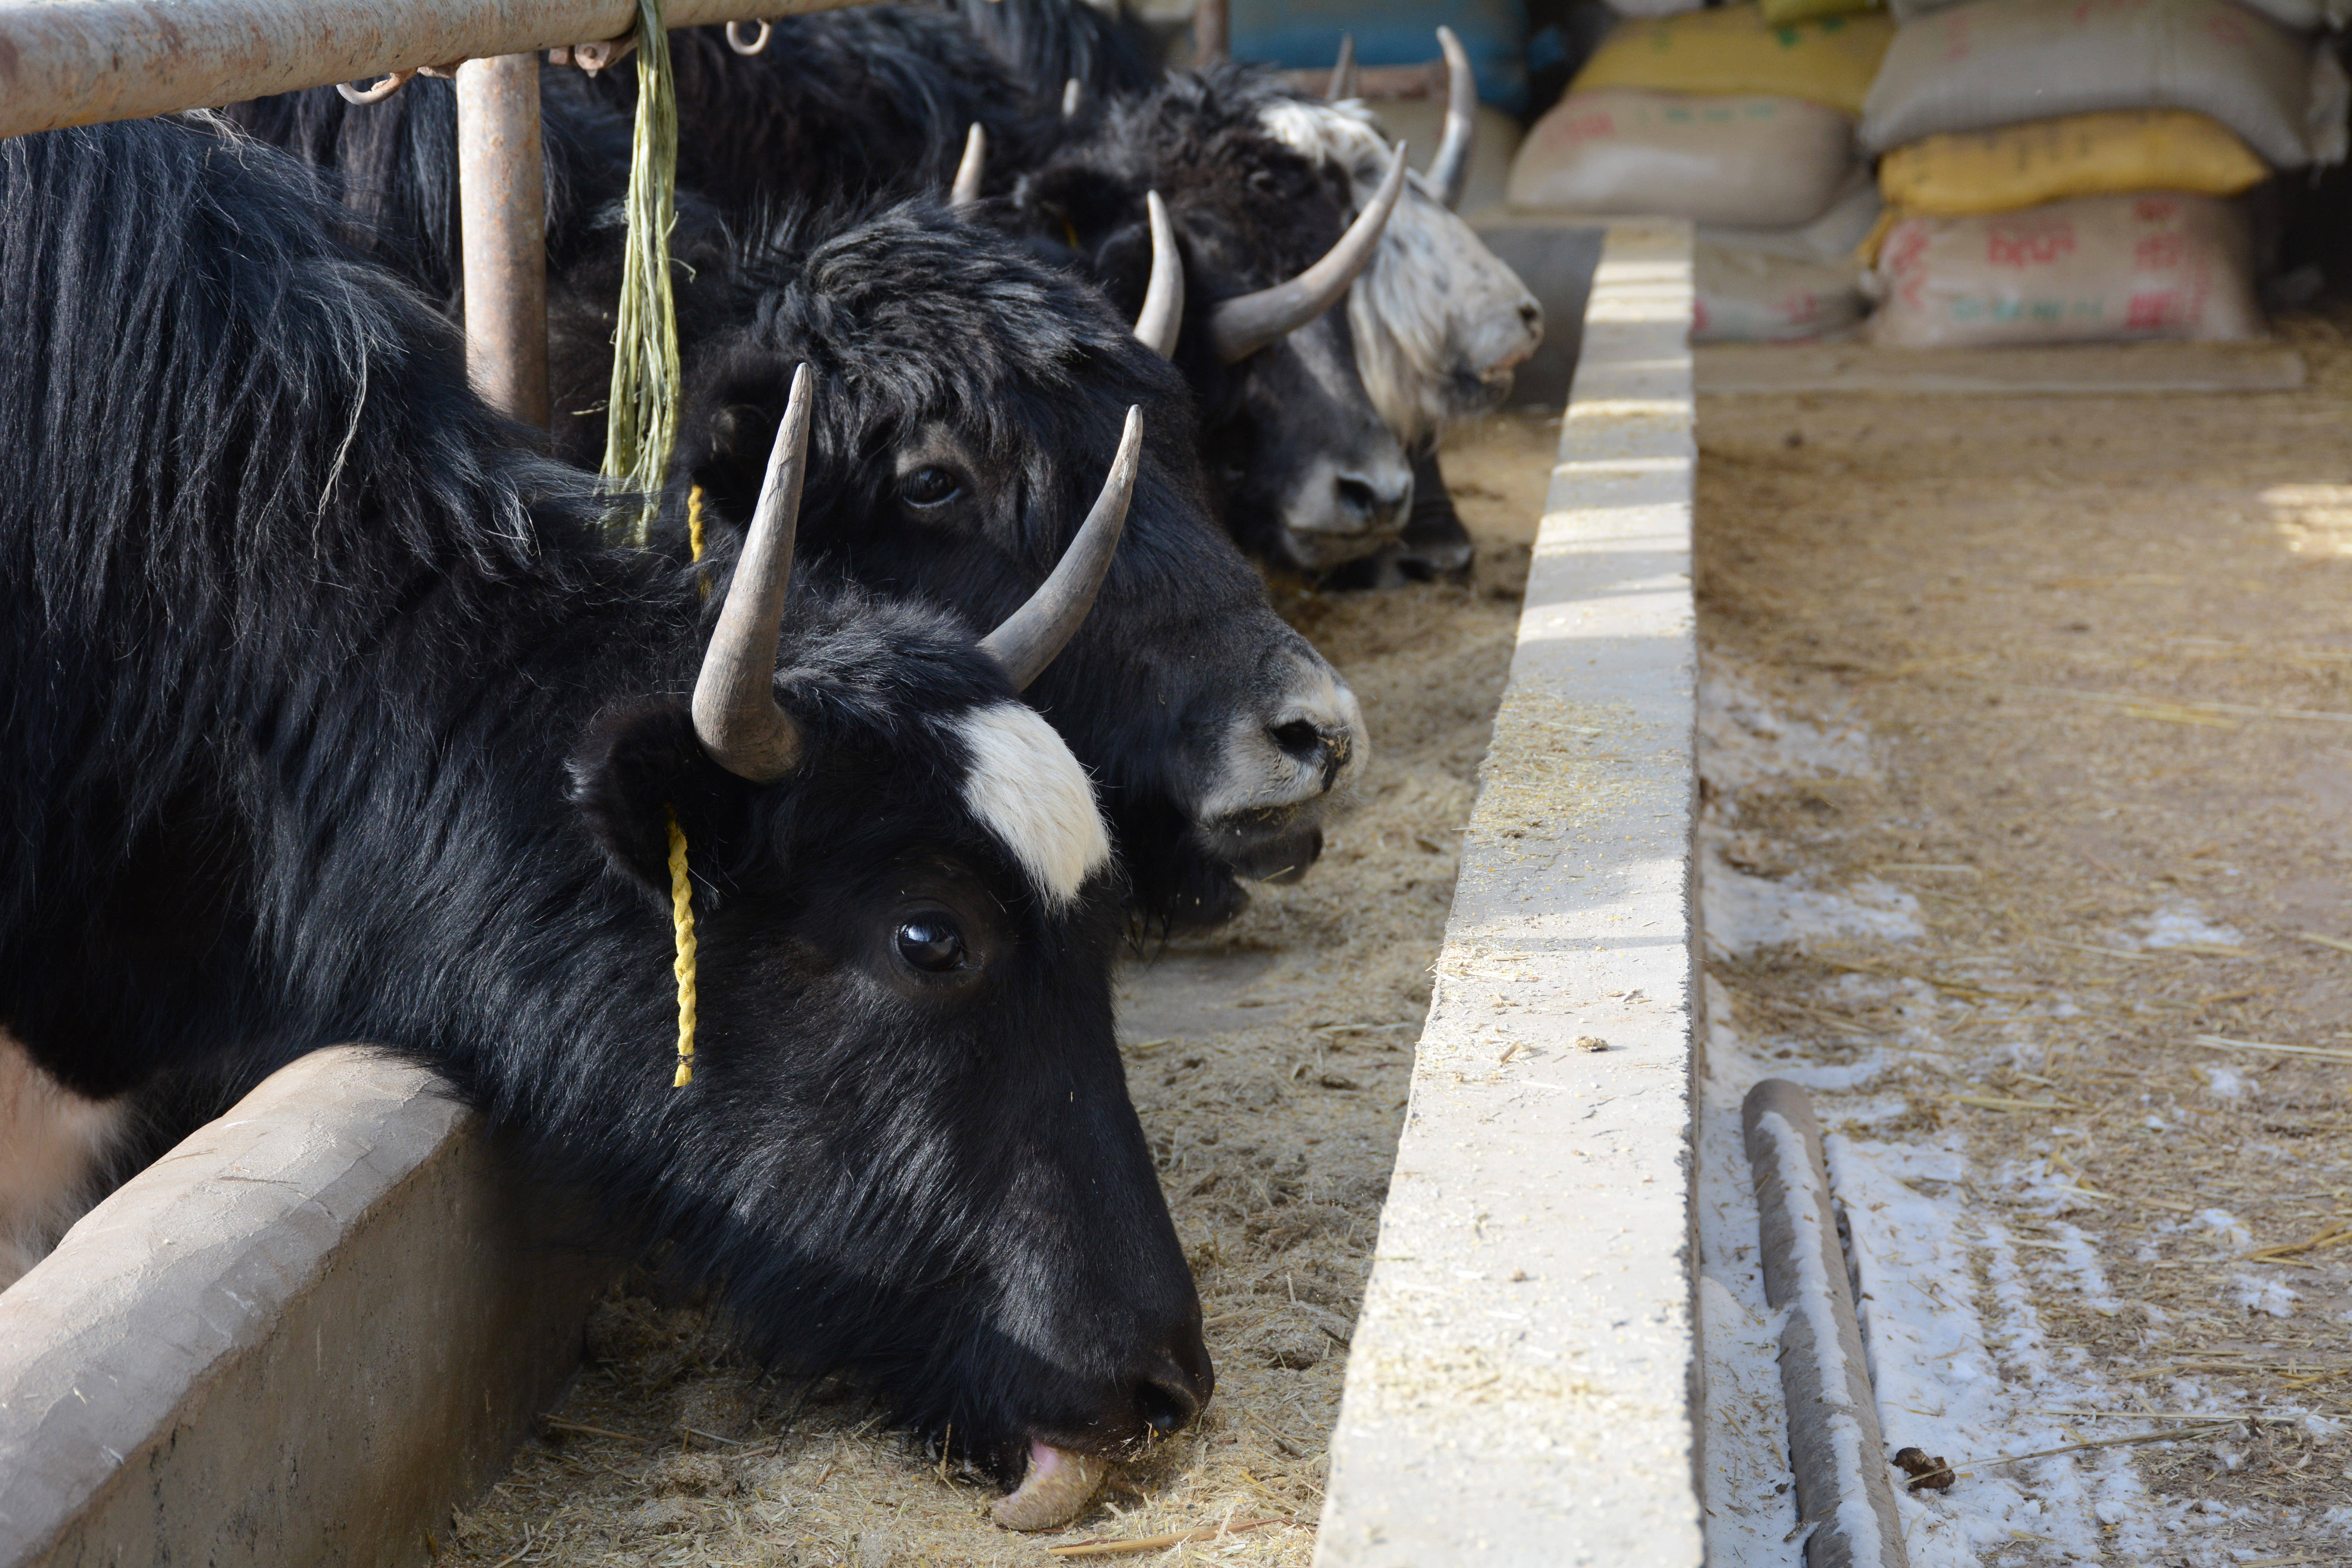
[1695,317,2352,1566]
[436,413,1560,1566]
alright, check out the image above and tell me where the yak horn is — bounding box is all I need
[1326,34,1358,101]
[1061,76,1082,119]
[1205,142,1406,365]
[981,407,1141,690]
[951,123,986,211]
[1133,192,1184,360]
[1428,26,1475,211]
[692,363,813,782]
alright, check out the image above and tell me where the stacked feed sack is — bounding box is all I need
[1858,0,2349,348]
[1504,2,1896,340]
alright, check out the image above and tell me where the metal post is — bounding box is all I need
[455,54,550,429]
[1190,0,1227,64]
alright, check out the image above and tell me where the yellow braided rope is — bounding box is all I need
[686,482,705,562]
[666,809,697,1087]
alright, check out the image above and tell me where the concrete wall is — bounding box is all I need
[0,1047,603,1568]
[1316,219,1702,1567]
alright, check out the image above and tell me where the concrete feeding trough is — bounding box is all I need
[1318,219,1703,1566]
[0,1047,603,1568]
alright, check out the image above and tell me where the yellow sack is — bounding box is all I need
[1571,4,1896,118]
[1880,111,2273,217]
[1759,0,1882,27]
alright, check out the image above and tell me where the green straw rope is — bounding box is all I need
[599,0,680,547]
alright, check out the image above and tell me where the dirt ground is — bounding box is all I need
[1696,322,2352,1565]
[436,413,1559,1568]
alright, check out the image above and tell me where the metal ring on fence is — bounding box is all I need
[726,19,773,54]
[336,70,414,105]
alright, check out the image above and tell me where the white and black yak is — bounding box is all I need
[227,74,1364,927]
[0,113,1204,1520]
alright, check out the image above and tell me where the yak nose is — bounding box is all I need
[1131,1320,1215,1437]
[1518,298,1544,336]
[1335,467,1413,536]
[1271,716,1352,793]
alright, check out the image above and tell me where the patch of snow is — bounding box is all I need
[1703,853,1924,958]
[2043,1221,2122,1316]
[2195,1209,2253,1250]
[1698,659,1875,793]
[2198,1063,2250,1100]
[2230,1272,2299,1319]
[2135,904,2244,950]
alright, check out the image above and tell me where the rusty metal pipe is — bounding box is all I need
[455,53,548,428]
[0,0,867,142]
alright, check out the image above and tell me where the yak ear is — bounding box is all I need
[568,700,749,896]
[706,403,766,461]
[1013,164,1137,251]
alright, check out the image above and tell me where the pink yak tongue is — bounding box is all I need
[990,1441,1110,1531]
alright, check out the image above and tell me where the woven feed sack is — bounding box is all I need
[1879,110,2274,216]
[1884,0,2348,24]
[1760,0,1883,24]
[1231,0,1530,112]
[1508,87,1857,225]
[1604,0,1709,16]
[1860,0,2350,170]
[1869,192,2263,348]
[1694,242,1869,340]
[1569,4,1896,116]
[1701,172,1884,263]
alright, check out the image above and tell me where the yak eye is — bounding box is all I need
[900,466,963,510]
[895,916,967,972]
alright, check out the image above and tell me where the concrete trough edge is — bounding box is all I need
[1316,218,1702,1567]
[0,1045,604,1568]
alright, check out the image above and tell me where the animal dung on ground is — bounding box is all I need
[1891,1446,1956,1492]
[991,1444,1111,1531]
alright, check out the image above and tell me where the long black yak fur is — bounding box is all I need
[0,114,1207,1476]
[582,9,1067,216]
[940,0,1161,99]
[229,72,1359,930]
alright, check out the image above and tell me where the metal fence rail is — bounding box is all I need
[0,1,863,141]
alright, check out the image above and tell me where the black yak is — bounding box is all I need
[227,74,1365,927]
[0,113,1202,1520]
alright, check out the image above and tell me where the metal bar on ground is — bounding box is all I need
[1742,1079,1910,1568]
[0,0,867,143]
[455,52,550,428]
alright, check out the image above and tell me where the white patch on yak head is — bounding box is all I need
[951,702,1112,907]
[1254,98,1543,444]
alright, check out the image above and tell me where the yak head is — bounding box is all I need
[570,377,1207,1505]
[677,201,1364,925]
[1009,69,1419,572]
